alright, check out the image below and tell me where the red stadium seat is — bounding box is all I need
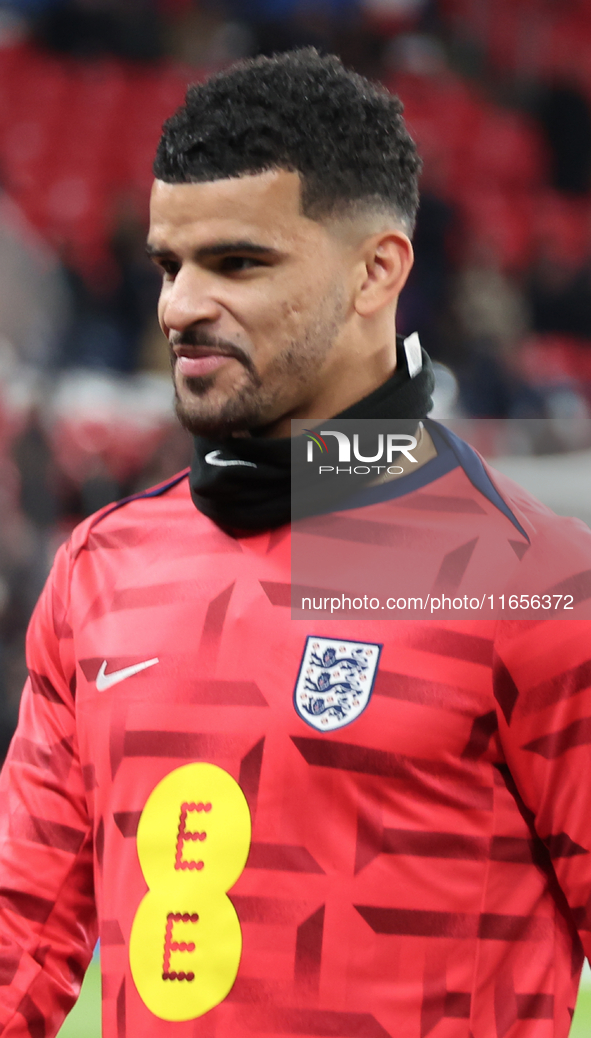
[458,187,534,270]
[388,70,483,195]
[453,106,547,194]
[530,192,591,264]
[519,335,591,393]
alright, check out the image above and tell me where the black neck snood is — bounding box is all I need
[189,335,435,532]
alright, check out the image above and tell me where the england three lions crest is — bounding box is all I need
[294,636,382,732]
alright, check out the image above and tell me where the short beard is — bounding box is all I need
[174,373,266,439]
[173,288,346,440]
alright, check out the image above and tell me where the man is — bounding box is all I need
[0,47,590,1038]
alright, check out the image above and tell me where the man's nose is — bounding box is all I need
[160,265,222,333]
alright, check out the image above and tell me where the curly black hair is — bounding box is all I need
[153,48,421,232]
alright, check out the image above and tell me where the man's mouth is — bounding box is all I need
[174,348,236,379]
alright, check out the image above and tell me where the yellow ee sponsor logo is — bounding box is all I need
[129,762,251,1021]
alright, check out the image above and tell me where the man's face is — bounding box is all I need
[148,170,352,438]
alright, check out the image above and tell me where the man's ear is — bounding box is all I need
[353,230,414,318]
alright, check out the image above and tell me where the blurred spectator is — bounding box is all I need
[363,0,430,37]
[386,29,447,76]
[34,0,164,61]
[0,436,37,751]
[398,189,455,358]
[451,241,545,418]
[534,76,591,196]
[222,0,361,60]
[11,408,58,532]
[0,191,69,369]
[0,0,58,9]
[455,244,531,349]
[165,7,254,67]
[526,244,591,341]
[59,206,161,373]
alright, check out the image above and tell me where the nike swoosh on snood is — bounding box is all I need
[204,450,257,468]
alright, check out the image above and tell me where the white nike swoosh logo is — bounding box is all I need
[96,657,159,692]
[204,449,257,468]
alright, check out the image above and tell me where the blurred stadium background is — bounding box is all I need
[0,0,590,1032]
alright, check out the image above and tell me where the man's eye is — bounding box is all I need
[159,261,180,279]
[219,256,264,273]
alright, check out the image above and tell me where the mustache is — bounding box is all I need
[169,329,254,371]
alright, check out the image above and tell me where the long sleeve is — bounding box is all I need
[0,540,96,1036]
[493,520,591,964]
